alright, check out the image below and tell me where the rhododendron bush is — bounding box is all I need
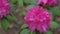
[0,0,60,34]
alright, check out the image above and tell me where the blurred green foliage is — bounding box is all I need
[49,6,60,16]
[20,29,30,34]
[1,19,9,30]
[51,21,59,29]
[45,31,53,34]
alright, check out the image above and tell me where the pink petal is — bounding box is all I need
[26,22,36,32]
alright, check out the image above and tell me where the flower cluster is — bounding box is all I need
[0,0,10,19]
[25,6,51,33]
[37,0,57,7]
[25,0,58,33]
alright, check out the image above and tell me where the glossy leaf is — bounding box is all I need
[46,31,53,34]
[30,0,37,5]
[26,5,35,11]
[11,5,17,12]
[23,0,37,5]
[21,24,28,30]
[51,21,59,29]
[18,0,23,7]
[30,31,36,34]
[1,19,9,30]
[49,7,60,16]
[19,11,26,16]
[6,15,14,23]
[20,29,30,34]
[23,0,30,4]
[55,17,60,22]
[10,0,17,4]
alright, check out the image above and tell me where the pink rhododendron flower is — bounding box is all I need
[37,0,57,7]
[0,0,10,19]
[25,6,51,33]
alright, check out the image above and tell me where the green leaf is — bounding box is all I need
[46,31,53,34]
[49,6,60,16]
[10,0,17,4]
[23,0,30,5]
[55,17,60,22]
[23,0,37,5]
[51,21,59,29]
[19,11,26,16]
[20,29,30,34]
[1,19,9,30]
[0,20,1,25]
[21,24,28,30]
[6,15,14,23]
[30,31,36,34]
[26,5,35,11]
[30,0,38,5]
[18,0,23,7]
[11,5,17,12]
